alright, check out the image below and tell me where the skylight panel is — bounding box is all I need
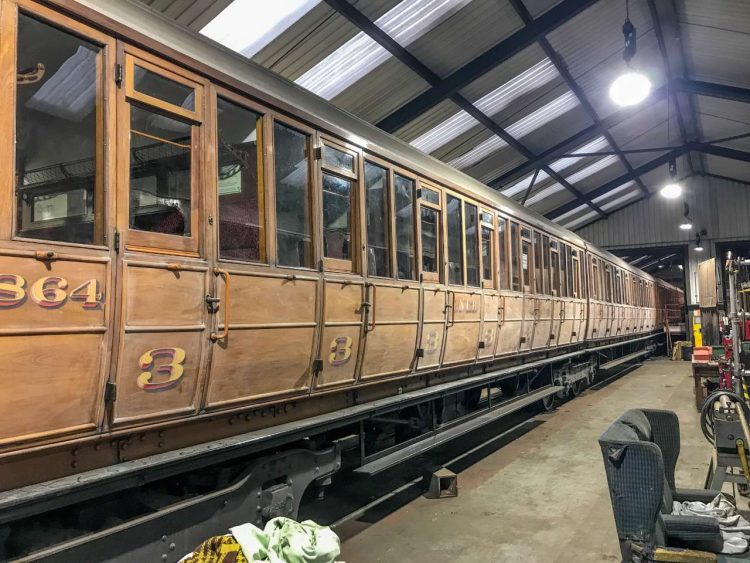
[600,189,640,211]
[563,210,597,229]
[592,180,636,204]
[552,204,588,223]
[448,92,579,170]
[500,136,608,198]
[524,183,564,206]
[563,155,618,184]
[201,0,320,58]
[296,0,471,100]
[411,59,558,154]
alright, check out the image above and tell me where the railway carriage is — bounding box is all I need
[0,0,684,559]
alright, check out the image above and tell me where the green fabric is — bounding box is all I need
[230,518,340,563]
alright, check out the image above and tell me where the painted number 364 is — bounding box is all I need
[0,274,103,309]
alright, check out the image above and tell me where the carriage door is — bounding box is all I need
[496,219,523,356]
[0,8,115,446]
[477,210,498,362]
[314,138,366,389]
[519,226,534,352]
[549,240,562,346]
[530,231,552,350]
[110,49,211,426]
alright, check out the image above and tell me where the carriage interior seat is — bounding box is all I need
[599,409,748,562]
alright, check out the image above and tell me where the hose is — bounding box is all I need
[700,390,750,444]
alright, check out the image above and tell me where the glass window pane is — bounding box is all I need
[274,123,312,267]
[421,187,439,205]
[365,162,389,277]
[543,235,550,295]
[481,210,493,224]
[567,247,574,298]
[465,202,479,287]
[481,226,492,281]
[217,98,263,261]
[15,14,101,244]
[510,222,520,292]
[447,195,463,285]
[551,251,559,296]
[420,207,439,275]
[395,174,416,280]
[522,240,531,290]
[134,64,195,111]
[533,232,542,294]
[323,145,354,172]
[322,173,352,261]
[498,218,508,290]
[129,106,192,236]
[560,245,568,297]
[573,258,580,298]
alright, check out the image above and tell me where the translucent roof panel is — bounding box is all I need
[295,0,472,100]
[564,210,598,229]
[410,59,559,154]
[447,91,579,169]
[201,0,321,58]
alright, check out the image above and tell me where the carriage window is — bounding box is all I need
[394,174,416,280]
[550,247,559,297]
[322,173,353,261]
[465,202,480,287]
[274,122,312,268]
[420,206,439,278]
[447,195,463,285]
[365,162,390,277]
[323,146,354,173]
[533,232,542,294]
[543,235,551,295]
[559,244,568,297]
[498,217,508,290]
[521,239,531,292]
[421,187,440,205]
[14,14,102,244]
[604,265,612,303]
[481,226,492,284]
[510,222,520,291]
[133,65,195,111]
[216,98,264,262]
[572,254,581,298]
[129,107,192,236]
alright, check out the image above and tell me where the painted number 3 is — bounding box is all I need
[137,348,186,392]
[328,336,353,366]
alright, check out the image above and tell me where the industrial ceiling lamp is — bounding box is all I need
[694,231,705,252]
[660,157,682,199]
[679,202,693,230]
[609,0,651,107]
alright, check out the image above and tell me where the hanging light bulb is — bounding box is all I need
[695,232,704,252]
[679,202,692,229]
[610,2,651,107]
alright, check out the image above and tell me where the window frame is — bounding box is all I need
[271,115,317,271]
[520,225,533,294]
[4,1,116,249]
[416,180,443,284]
[317,135,360,273]
[211,85,271,266]
[444,189,465,287]
[462,198,481,289]
[496,214,510,291]
[550,239,560,298]
[120,45,206,256]
[391,166,418,282]
[480,209,495,289]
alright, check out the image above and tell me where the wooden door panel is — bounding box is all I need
[531,298,552,349]
[316,281,363,388]
[550,300,562,347]
[496,294,523,356]
[418,287,446,370]
[558,301,574,346]
[520,296,535,352]
[112,331,203,423]
[0,251,111,446]
[360,283,419,380]
[443,291,481,365]
[204,272,317,408]
[112,260,208,425]
[478,293,498,361]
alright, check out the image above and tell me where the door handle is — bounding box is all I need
[498,295,505,324]
[364,283,377,333]
[445,291,456,327]
[210,268,230,343]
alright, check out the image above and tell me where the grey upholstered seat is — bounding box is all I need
[599,410,749,562]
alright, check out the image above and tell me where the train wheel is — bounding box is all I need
[542,393,557,411]
[571,380,585,397]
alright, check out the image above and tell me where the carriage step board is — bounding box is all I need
[599,349,651,371]
[353,385,563,476]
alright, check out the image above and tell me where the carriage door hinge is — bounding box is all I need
[115,63,123,88]
[114,229,121,252]
[104,381,117,403]
[313,147,323,160]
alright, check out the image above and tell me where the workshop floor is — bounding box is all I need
[340,358,711,562]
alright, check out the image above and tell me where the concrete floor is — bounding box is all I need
[340,359,712,562]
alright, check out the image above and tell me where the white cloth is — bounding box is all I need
[672,493,750,554]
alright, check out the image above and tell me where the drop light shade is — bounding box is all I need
[679,219,693,230]
[660,182,682,199]
[609,72,652,107]
[695,244,704,252]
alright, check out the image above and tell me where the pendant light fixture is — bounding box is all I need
[679,202,693,230]
[609,0,651,107]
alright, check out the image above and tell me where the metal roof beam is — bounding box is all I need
[508,0,650,196]
[700,144,750,164]
[489,85,669,188]
[323,0,606,217]
[648,0,701,175]
[375,0,599,134]
[677,79,750,105]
